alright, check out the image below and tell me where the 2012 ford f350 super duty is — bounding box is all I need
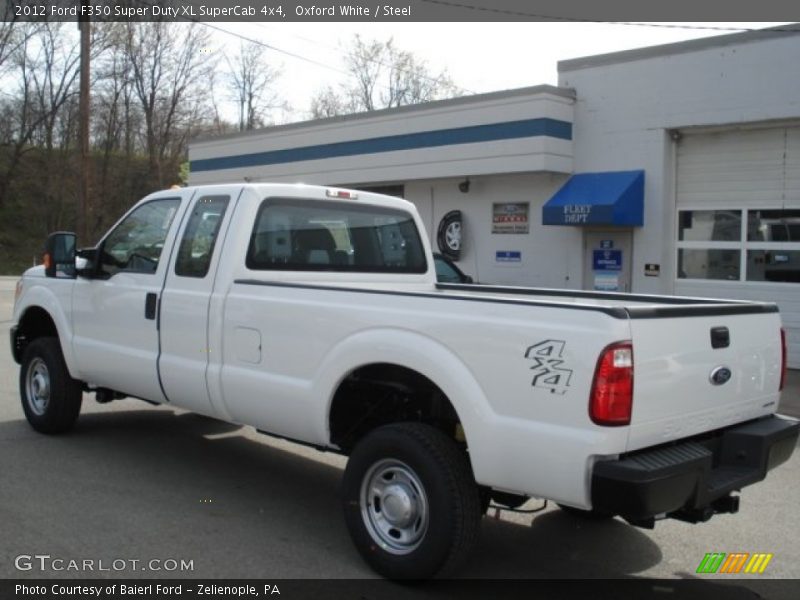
[10,183,799,578]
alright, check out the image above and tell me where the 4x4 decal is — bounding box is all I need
[525,340,573,395]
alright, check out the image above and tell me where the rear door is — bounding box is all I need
[627,311,783,451]
[158,187,242,415]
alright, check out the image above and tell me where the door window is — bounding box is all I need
[175,195,230,278]
[100,198,181,278]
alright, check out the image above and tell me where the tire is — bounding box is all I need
[19,337,82,434]
[342,422,481,579]
[436,210,462,261]
[557,503,614,520]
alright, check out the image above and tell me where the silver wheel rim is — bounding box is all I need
[445,222,461,251]
[26,358,51,416]
[360,459,429,555]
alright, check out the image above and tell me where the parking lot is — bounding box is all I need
[0,276,798,598]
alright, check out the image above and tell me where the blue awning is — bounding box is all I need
[542,170,644,226]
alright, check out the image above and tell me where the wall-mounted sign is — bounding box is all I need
[592,249,622,271]
[644,263,660,277]
[600,240,614,249]
[496,251,522,263]
[492,203,529,234]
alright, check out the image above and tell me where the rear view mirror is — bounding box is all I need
[44,232,76,279]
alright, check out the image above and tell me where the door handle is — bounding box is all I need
[145,292,158,320]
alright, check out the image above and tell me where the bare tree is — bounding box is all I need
[0,22,80,208]
[226,41,282,131]
[124,21,213,186]
[343,36,384,112]
[30,23,81,150]
[309,85,355,120]
[310,36,460,118]
[0,2,32,76]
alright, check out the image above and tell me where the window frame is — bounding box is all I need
[245,197,428,274]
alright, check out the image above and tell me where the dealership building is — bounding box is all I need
[189,26,800,367]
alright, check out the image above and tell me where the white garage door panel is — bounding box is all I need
[677,124,800,369]
[678,128,788,206]
[788,128,800,197]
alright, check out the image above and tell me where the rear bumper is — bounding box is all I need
[591,415,799,521]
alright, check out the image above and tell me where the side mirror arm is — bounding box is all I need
[75,247,100,279]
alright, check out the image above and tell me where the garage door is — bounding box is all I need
[674,124,800,368]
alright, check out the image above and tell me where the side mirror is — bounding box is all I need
[43,232,76,279]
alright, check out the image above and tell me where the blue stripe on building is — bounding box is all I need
[191,118,572,172]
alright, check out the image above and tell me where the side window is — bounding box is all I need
[434,256,462,283]
[175,195,230,278]
[246,198,427,273]
[100,198,181,278]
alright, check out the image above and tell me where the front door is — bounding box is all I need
[71,193,188,402]
[583,230,633,292]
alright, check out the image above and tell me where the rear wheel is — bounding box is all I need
[342,423,481,579]
[20,337,82,434]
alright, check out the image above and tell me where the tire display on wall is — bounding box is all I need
[437,210,462,261]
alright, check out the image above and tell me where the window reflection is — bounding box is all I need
[747,209,800,242]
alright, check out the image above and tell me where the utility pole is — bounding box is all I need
[77,2,90,243]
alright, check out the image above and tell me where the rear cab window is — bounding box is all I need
[246,198,427,273]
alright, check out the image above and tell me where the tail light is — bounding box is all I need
[590,341,633,426]
[780,328,787,392]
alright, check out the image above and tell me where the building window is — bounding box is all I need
[677,208,800,283]
[679,210,741,242]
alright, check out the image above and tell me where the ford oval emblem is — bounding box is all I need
[710,366,732,386]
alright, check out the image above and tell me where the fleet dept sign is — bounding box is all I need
[562,204,592,224]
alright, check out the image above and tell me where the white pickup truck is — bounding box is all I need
[11,183,799,578]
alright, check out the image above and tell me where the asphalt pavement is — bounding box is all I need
[0,277,798,599]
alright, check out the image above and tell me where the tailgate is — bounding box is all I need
[627,309,783,452]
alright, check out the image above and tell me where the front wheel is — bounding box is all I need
[20,337,82,434]
[342,423,481,579]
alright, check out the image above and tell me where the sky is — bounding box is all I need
[201,22,792,121]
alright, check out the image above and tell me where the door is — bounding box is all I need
[158,188,241,415]
[583,230,633,292]
[71,194,188,402]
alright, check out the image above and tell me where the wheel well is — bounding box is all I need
[13,307,58,363]
[329,363,464,453]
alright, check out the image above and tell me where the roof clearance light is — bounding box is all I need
[326,189,358,200]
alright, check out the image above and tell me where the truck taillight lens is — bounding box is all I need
[780,328,787,392]
[590,342,633,426]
